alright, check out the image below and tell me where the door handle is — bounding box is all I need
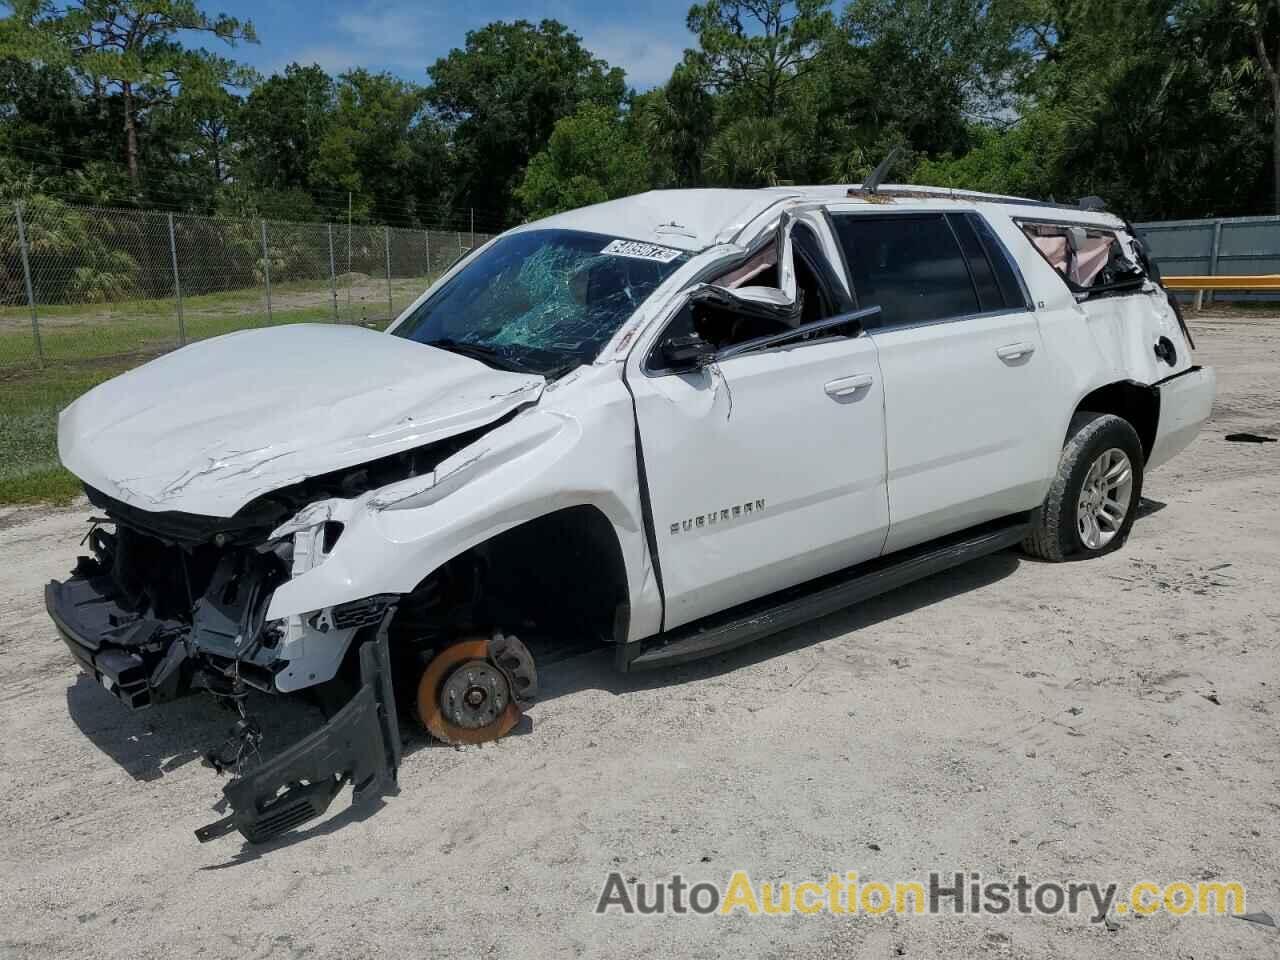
[996,342,1036,362]
[824,374,874,399]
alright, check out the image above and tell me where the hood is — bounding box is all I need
[59,324,545,517]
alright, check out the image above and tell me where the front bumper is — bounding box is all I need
[45,573,190,709]
[49,571,401,844]
[195,626,401,844]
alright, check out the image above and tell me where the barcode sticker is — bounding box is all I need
[601,239,682,263]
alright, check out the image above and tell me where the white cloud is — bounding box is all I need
[580,24,692,90]
[264,4,440,76]
[336,6,439,62]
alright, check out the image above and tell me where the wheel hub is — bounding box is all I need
[1076,447,1134,549]
[440,660,510,729]
[415,634,536,745]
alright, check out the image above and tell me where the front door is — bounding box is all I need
[626,254,889,630]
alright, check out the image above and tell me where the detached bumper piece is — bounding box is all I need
[195,622,402,845]
[45,573,188,709]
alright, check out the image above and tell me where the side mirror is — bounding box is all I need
[660,333,718,372]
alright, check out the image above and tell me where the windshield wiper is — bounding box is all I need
[427,339,538,375]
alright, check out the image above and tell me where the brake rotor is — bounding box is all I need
[416,636,532,745]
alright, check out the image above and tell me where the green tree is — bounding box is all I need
[686,0,837,117]
[309,69,440,224]
[1226,0,1280,212]
[0,56,114,174]
[912,111,1067,198]
[703,116,796,185]
[843,0,1025,157]
[1009,0,1267,217]
[516,104,649,217]
[3,0,257,192]
[680,0,862,185]
[234,63,333,198]
[428,19,627,218]
[631,63,717,187]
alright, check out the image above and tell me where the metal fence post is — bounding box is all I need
[385,226,394,323]
[470,208,475,250]
[457,230,463,258]
[424,229,431,279]
[1201,219,1224,309]
[14,201,43,363]
[327,223,339,323]
[260,219,273,323]
[168,212,186,345]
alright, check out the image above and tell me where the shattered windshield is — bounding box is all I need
[392,229,690,377]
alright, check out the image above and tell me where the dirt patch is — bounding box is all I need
[0,317,1277,959]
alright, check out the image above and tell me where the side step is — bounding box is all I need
[619,517,1029,672]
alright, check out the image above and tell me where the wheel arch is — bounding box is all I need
[391,502,633,649]
[1070,380,1159,463]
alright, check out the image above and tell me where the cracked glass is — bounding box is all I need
[393,229,690,377]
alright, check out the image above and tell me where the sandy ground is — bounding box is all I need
[1,313,1278,960]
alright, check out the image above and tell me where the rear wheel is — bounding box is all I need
[1023,412,1145,561]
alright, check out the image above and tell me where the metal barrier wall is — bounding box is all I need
[0,199,495,370]
[1134,215,1280,305]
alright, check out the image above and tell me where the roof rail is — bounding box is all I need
[842,183,1114,214]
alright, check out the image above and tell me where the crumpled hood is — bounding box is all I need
[59,324,545,517]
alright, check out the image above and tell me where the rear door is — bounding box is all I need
[829,208,1056,553]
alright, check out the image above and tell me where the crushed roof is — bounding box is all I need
[513,185,1123,252]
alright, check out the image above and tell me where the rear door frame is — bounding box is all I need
[824,203,1060,552]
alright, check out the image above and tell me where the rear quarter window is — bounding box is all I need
[1017,219,1146,294]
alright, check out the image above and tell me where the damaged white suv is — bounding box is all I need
[47,185,1214,843]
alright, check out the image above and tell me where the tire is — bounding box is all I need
[1022,412,1145,561]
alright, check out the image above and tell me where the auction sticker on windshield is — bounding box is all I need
[602,239,683,263]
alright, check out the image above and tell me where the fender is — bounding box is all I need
[264,364,664,644]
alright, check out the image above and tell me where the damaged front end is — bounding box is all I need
[47,481,403,711]
[194,621,400,844]
[45,430,489,844]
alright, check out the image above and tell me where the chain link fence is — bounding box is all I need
[0,198,494,371]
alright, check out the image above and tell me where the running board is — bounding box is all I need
[618,517,1029,672]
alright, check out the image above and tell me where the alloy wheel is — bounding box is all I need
[1076,447,1134,549]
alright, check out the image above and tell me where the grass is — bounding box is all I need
[0,275,427,506]
[0,275,430,370]
[0,361,137,505]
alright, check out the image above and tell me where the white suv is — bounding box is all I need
[46,185,1214,842]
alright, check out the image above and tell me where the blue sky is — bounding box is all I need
[210,1,698,90]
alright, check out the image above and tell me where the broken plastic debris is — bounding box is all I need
[1224,433,1277,443]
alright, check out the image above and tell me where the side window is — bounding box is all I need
[646,224,848,372]
[1018,220,1145,292]
[967,213,1031,310]
[831,214,980,329]
[791,221,852,321]
[945,213,1033,313]
[947,213,1004,313]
